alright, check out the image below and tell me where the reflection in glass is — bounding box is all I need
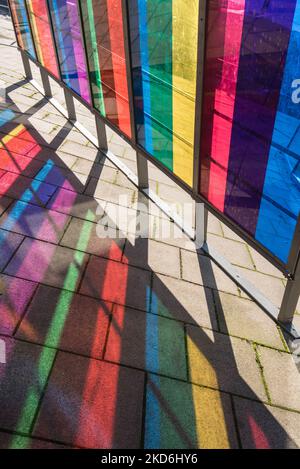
[79,0,131,137]
[26,0,59,77]
[48,0,91,103]
[10,0,36,59]
[128,0,199,186]
[199,0,300,264]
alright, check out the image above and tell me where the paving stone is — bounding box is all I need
[108,142,126,158]
[0,274,37,335]
[71,158,104,176]
[221,223,246,242]
[0,338,55,433]
[248,247,284,278]
[257,346,300,411]
[0,201,70,243]
[234,396,300,449]
[123,239,181,278]
[37,148,78,169]
[0,150,44,178]
[187,326,267,400]
[16,285,111,358]
[151,274,218,330]
[215,292,285,350]
[47,187,105,221]
[181,250,240,296]
[208,234,254,269]
[85,178,136,208]
[116,170,140,191]
[60,217,125,262]
[0,172,57,206]
[208,214,223,236]
[34,163,87,193]
[33,352,145,449]
[151,218,196,251]
[123,146,137,161]
[0,194,13,216]
[0,228,24,271]
[99,201,156,236]
[105,305,187,380]
[237,267,286,307]
[5,238,88,291]
[145,374,238,449]
[59,141,99,162]
[80,256,151,311]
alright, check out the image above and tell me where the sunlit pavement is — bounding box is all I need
[1,14,300,449]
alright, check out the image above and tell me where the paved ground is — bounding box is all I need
[1,14,300,449]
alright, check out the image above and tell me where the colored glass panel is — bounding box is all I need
[48,0,91,103]
[9,0,36,59]
[26,0,59,77]
[128,0,199,186]
[79,0,131,137]
[199,0,300,265]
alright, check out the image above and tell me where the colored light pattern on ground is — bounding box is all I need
[199,0,300,264]
[9,0,36,59]
[79,0,132,137]
[0,112,294,449]
[26,0,59,78]
[128,0,199,186]
[48,0,91,103]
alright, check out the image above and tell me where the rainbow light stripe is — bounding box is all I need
[48,0,91,103]
[25,0,59,78]
[200,0,300,264]
[79,0,132,137]
[9,0,36,59]
[128,0,199,187]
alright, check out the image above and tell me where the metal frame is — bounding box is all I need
[192,0,208,196]
[76,0,108,152]
[7,0,300,339]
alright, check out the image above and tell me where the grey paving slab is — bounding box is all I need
[0,337,56,433]
[80,256,151,312]
[151,273,218,330]
[181,250,240,296]
[5,238,88,291]
[145,374,239,449]
[234,396,300,448]
[105,305,187,380]
[60,217,126,262]
[16,285,111,358]
[33,352,145,449]
[0,200,70,243]
[0,273,37,335]
[123,238,181,278]
[0,228,24,271]
[187,326,267,401]
[47,187,106,221]
[215,292,286,350]
[257,346,300,411]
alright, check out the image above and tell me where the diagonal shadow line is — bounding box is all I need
[0,74,296,449]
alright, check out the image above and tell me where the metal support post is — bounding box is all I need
[95,115,108,152]
[137,152,149,190]
[195,201,208,250]
[40,68,52,98]
[278,266,300,325]
[278,214,300,324]
[64,88,76,122]
[20,50,32,80]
